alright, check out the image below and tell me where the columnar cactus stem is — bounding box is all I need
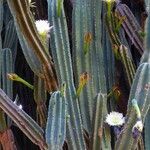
[46,91,66,149]
[142,2,150,150]
[7,0,58,92]
[48,0,86,148]
[91,93,110,150]
[34,76,47,128]
[0,0,3,88]
[115,3,144,54]
[115,63,150,150]
[72,0,94,134]
[0,89,47,150]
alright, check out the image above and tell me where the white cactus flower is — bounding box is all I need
[105,111,125,126]
[35,20,52,36]
[132,120,143,132]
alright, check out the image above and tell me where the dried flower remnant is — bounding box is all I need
[83,32,92,55]
[112,44,120,59]
[107,85,121,102]
[7,73,18,81]
[84,32,92,43]
[105,111,125,126]
[76,72,90,97]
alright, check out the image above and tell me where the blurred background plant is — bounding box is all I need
[0,0,149,150]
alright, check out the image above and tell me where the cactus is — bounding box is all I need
[3,20,18,63]
[48,0,86,149]
[3,2,12,26]
[0,0,149,149]
[115,62,150,149]
[91,93,111,150]
[46,91,66,150]
[105,2,136,87]
[0,109,6,132]
[118,45,136,86]
[113,6,149,147]
[0,0,3,87]
[0,89,47,150]
[1,48,13,98]
[72,0,112,148]
[142,2,150,149]
[0,3,16,148]
[1,48,14,128]
[145,110,150,150]
[7,0,58,91]
[34,75,47,128]
[145,0,149,7]
[72,0,94,133]
[115,3,144,55]
[102,13,115,92]
[72,2,111,145]
[15,24,43,77]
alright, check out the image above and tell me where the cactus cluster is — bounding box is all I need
[0,0,149,150]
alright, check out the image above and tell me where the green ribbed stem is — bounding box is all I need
[115,63,150,149]
[34,75,47,128]
[48,0,86,148]
[46,91,66,150]
[7,0,58,91]
[0,89,47,150]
